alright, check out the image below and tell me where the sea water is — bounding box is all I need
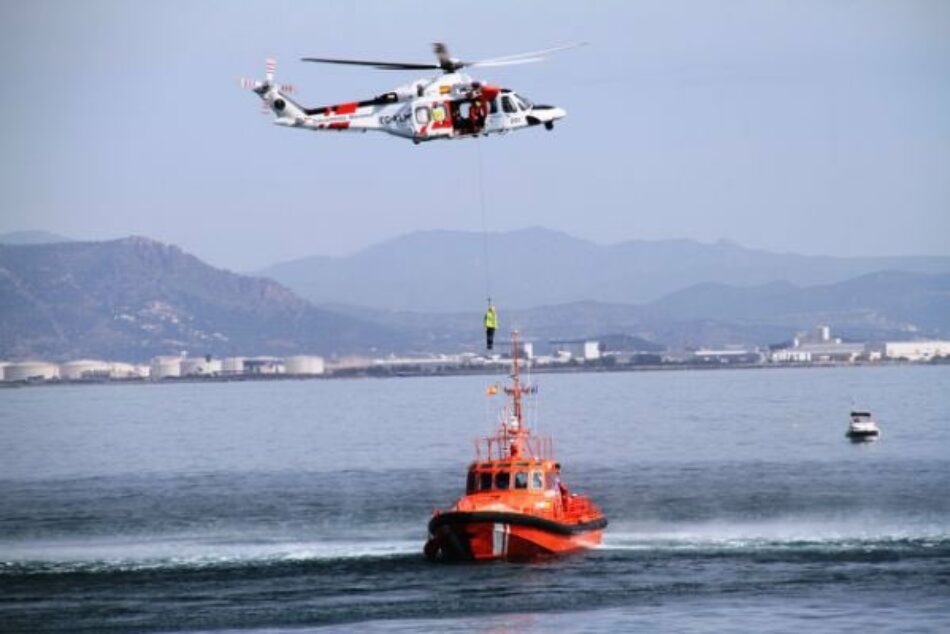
[1,365,948,632]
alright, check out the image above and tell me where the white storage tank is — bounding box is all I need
[244,357,283,374]
[221,357,246,375]
[109,362,148,379]
[180,357,222,377]
[149,356,182,380]
[889,340,950,361]
[583,341,601,360]
[59,359,111,380]
[285,355,325,375]
[5,361,60,382]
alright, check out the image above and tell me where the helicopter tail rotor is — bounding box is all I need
[240,58,297,93]
[265,57,276,84]
[241,58,297,115]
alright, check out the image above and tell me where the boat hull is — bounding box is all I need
[425,511,607,562]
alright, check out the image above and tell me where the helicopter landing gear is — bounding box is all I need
[544,121,554,131]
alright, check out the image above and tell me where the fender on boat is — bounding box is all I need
[429,510,608,535]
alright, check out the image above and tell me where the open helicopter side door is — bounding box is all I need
[477,85,507,134]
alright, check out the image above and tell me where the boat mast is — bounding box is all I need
[511,330,523,425]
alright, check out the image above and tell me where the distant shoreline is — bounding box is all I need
[2,358,945,389]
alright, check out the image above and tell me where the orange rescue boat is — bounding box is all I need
[424,332,607,562]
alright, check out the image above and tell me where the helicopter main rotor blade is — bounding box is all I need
[467,42,588,66]
[467,57,545,68]
[300,57,439,71]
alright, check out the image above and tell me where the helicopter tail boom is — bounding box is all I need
[242,58,385,133]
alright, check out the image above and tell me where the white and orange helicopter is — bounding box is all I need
[241,42,584,144]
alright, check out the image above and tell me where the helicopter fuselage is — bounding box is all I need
[256,73,566,144]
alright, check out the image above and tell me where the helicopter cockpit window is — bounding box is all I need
[515,95,532,110]
[414,106,430,125]
[501,96,517,114]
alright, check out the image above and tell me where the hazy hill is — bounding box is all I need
[646,270,950,340]
[260,227,950,312]
[325,270,950,350]
[0,237,396,361]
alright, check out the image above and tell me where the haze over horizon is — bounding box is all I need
[1,1,948,270]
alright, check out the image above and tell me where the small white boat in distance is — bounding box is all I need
[847,411,880,440]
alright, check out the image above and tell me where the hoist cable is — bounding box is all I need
[475,139,492,303]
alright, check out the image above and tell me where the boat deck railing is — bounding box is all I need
[474,433,554,462]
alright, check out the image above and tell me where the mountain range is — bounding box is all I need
[323,269,950,351]
[259,227,950,313]
[0,237,393,361]
[1,230,948,361]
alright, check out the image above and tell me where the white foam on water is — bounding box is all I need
[0,535,422,573]
[598,519,950,552]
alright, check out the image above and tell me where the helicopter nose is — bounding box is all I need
[526,105,567,130]
[530,105,566,120]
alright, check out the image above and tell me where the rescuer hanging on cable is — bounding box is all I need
[484,301,498,351]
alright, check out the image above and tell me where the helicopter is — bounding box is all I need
[241,42,583,144]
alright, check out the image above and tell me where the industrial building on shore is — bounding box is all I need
[1,327,948,384]
[770,325,868,363]
[766,326,950,364]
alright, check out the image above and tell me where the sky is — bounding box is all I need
[0,0,948,271]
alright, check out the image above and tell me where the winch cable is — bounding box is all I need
[475,138,492,305]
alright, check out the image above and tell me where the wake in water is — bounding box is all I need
[0,535,423,575]
[5,516,950,577]
[600,518,950,553]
